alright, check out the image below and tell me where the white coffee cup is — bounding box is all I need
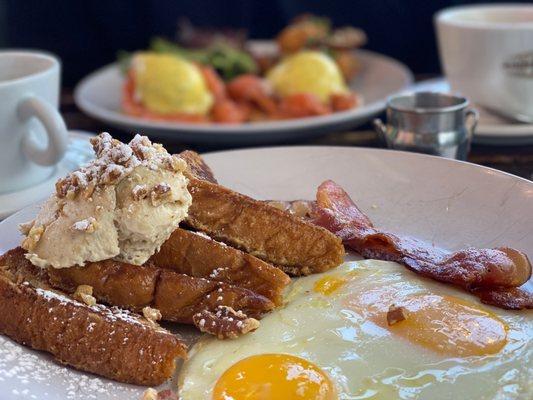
[436,4,533,120]
[0,51,69,194]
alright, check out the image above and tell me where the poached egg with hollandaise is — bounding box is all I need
[131,53,213,116]
[266,50,348,103]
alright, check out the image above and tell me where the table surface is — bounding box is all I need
[61,90,533,181]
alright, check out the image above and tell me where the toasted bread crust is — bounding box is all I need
[51,262,274,323]
[0,267,185,386]
[47,257,159,310]
[180,150,218,183]
[2,248,274,324]
[184,177,345,275]
[150,228,290,305]
[154,269,273,322]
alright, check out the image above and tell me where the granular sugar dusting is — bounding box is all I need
[36,287,139,324]
[0,336,144,399]
[0,285,198,399]
[55,132,186,200]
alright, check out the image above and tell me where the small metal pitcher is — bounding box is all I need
[373,92,479,160]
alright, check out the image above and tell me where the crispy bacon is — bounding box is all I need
[471,283,533,310]
[270,181,532,310]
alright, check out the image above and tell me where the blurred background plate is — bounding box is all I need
[74,45,412,145]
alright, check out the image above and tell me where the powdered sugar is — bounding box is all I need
[35,287,150,329]
[55,133,185,199]
[0,285,177,398]
[191,231,212,240]
[0,335,142,399]
[71,217,96,232]
[191,231,228,247]
[209,267,228,279]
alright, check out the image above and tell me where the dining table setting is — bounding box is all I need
[61,85,533,179]
[0,2,532,400]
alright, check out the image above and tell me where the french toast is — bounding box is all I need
[0,262,186,386]
[2,247,274,325]
[180,150,218,183]
[150,227,290,305]
[179,152,344,275]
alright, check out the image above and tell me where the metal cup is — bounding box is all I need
[373,92,479,160]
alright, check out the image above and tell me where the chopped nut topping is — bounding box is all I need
[21,225,44,251]
[164,155,187,172]
[81,181,96,199]
[55,132,180,200]
[387,304,407,326]
[100,164,124,185]
[193,305,260,339]
[150,183,172,206]
[142,306,162,322]
[149,390,178,400]
[132,184,149,201]
[71,217,98,233]
[18,221,34,236]
[74,285,97,306]
[141,388,158,400]
[130,135,153,161]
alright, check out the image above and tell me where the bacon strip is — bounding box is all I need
[271,181,532,310]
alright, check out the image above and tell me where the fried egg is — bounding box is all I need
[131,53,213,115]
[178,259,532,399]
[266,51,348,103]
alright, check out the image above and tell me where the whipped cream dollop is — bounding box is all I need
[20,133,192,268]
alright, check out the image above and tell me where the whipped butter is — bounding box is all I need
[21,133,192,268]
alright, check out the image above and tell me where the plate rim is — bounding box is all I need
[0,145,531,399]
[201,144,533,185]
[3,145,530,230]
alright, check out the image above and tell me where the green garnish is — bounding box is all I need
[118,37,257,81]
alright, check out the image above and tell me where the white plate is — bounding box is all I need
[0,131,94,220]
[412,78,533,145]
[0,147,532,399]
[74,47,412,145]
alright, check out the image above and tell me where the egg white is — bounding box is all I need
[178,260,533,399]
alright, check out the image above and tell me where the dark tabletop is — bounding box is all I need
[61,90,533,181]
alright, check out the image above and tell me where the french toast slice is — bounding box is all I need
[2,247,274,325]
[180,151,344,275]
[0,260,185,386]
[150,228,290,305]
[180,150,218,183]
[179,151,345,275]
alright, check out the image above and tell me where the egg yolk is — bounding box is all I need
[346,291,508,357]
[266,51,347,103]
[212,354,337,400]
[132,53,213,115]
[314,275,351,296]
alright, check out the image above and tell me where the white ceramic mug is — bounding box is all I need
[0,51,69,194]
[436,4,533,120]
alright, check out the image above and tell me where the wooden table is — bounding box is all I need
[61,91,533,181]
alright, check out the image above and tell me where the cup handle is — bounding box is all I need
[465,109,479,141]
[17,96,69,166]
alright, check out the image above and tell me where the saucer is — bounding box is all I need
[410,78,533,145]
[0,131,94,220]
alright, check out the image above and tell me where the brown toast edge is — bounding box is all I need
[1,248,274,325]
[184,176,345,275]
[150,227,290,305]
[0,261,186,386]
[180,150,217,183]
